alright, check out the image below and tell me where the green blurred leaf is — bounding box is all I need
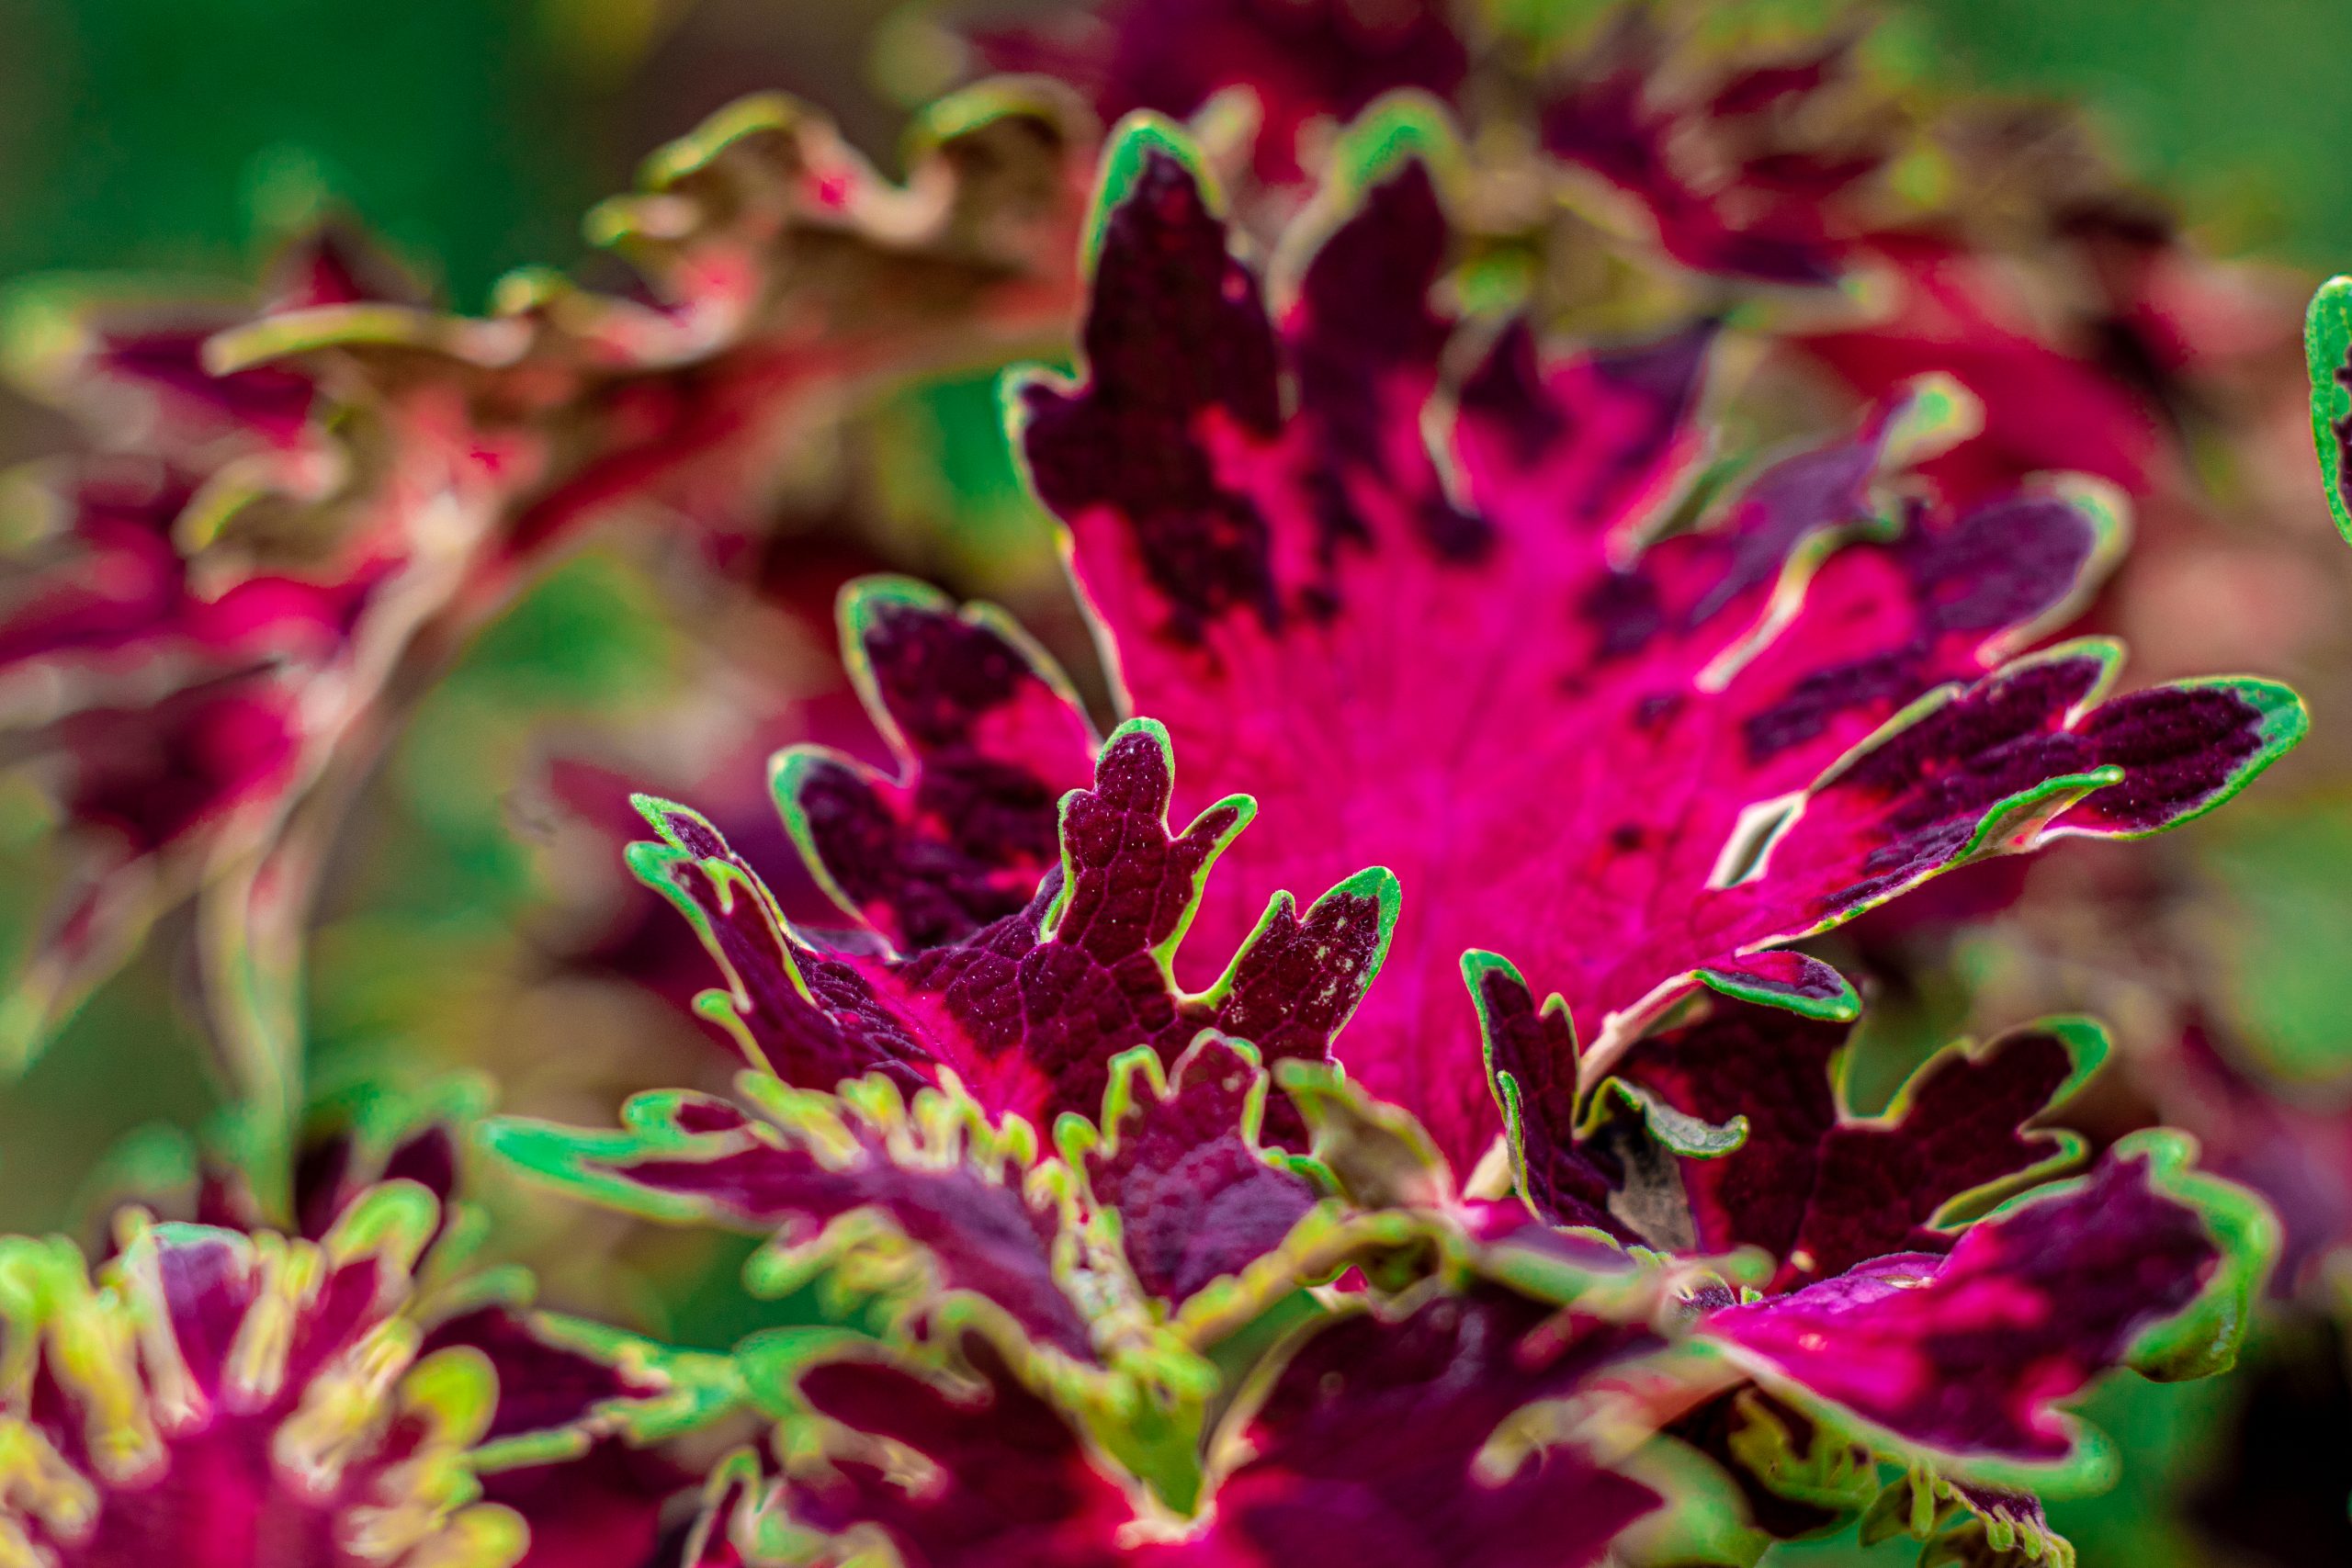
[2200,796,2352,1085]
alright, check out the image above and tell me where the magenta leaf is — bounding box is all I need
[1618,1001,2109,1286]
[0,470,360,678]
[0,474,344,1059]
[765,1287,1667,1568]
[1700,1131,2276,1488]
[776,577,1100,953]
[635,715,1397,1134]
[205,86,1089,567]
[784,1330,1153,1568]
[43,674,305,860]
[0,224,419,684]
[1691,951,1861,1022]
[478,1438,690,1568]
[178,1079,711,1472]
[1061,1033,1319,1307]
[1781,1020,2109,1285]
[0,236,435,1066]
[1466,951,1634,1238]
[0,85,1092,1063]
[1010,110,2304,1167]
[1176,1285,1663,1568]
[7,224,401,499]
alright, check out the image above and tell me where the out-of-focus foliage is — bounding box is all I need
[1901,0,2352,268]
[16,0,2352,304]
[0,1,2346,1564]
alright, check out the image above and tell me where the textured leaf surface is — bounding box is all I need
[639,715,1396,1135]
[1174,1285,1662,1568]
[779,578,1100,953]
[770,1289,1663,1568]
[1700,1132,2274,1486]
[1620,1002,2107,1285]
[1012,118,2301,1164]
[1067,1033,1319,1307]
[785,1333,1148,1568]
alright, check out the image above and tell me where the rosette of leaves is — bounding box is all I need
[0,1139,731,1568]
[482,756,1719,1563]
[997,105,2298,1170]
[950,10,2347,1373]
[0,1193,515,1566]
[481,753,2274,1563]
[57,1071,746,1568]
[481,755,2275,1562]
[472,107,2293,1559]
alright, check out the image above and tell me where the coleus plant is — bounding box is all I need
[961,0,2318,1012]
[0,1070,734,1566]
[0,14,2314,1568]
[0,0,2272,1202]
[0,78,1092,1122]
[0,1196,526,1567]
[0,0,2267,1115]
[0,1180,708,1566]
[1006,106,2298,1169]
[481,666,2272,1564]
[472,106,2295,1565]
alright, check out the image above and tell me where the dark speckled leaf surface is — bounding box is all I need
[1012,117,2301,1166]
[636,716,1396,1135]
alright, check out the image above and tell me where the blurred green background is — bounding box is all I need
[6,0,2352,307]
